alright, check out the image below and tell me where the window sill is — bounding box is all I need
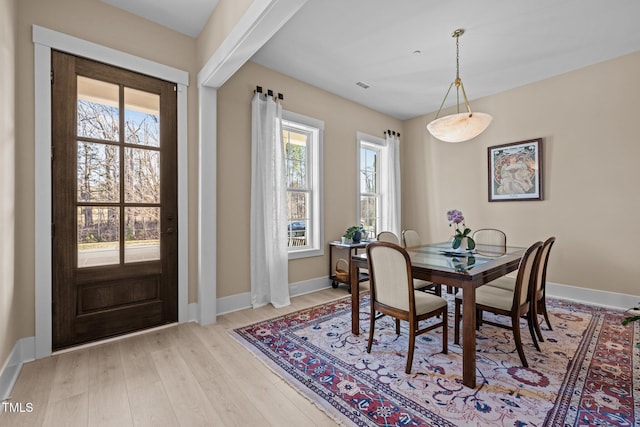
[288,247,324,260]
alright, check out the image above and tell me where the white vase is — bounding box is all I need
[453,237,467,253]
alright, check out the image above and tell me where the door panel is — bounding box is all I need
[52,51,177,350]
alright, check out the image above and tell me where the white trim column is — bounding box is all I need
[197,85,217,325]
[33,42,52,359]
[177,83,189,323]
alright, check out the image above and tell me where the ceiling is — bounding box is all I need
[101,0,219,38]
[104,0,640,120]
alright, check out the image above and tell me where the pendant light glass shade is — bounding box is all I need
[427,29,491,143]
[427,112,492,143]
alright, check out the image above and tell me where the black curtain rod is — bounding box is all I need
[255,85,284,100]
[385,129,400,137]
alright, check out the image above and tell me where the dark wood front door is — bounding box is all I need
[51,51,178,350]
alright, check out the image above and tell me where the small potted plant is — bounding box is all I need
[622,302,640,349]
[447,209,475,252]
[343,225,364,244]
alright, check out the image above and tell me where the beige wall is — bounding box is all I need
[403,51,640,296]
[216,60,402,297]
[1,0,18,371]
[196,0,253,69]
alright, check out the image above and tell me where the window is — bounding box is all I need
[357,133,386,239]
[283,111,324,259]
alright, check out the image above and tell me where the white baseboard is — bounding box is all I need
[0,337,35,402]
[188,302,199,323]
[216,276,333,315]
[216,291,251,316]
[289,276,334,298]
[547,282,639,311]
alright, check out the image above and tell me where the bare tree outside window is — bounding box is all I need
[284,127,310,248]
[359,145,379,239]
[76,91,161,266]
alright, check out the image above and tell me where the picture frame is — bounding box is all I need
[488,138,543,202]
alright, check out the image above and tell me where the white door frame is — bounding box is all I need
[33,25,190,358]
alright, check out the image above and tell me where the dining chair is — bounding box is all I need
[472,228,507,249]
[454,241,543,367]
[366,241,448,374]
[531,236,557,340]
[485,237,557,341]
[376,231,400,244]
[401,229,442,297]
[401,229,421,248]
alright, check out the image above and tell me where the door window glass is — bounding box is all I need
[77,76,119,141]
[124,147,160,203]
[76,76,162,267]
[77,206,120,267]
[124,87,160,147]
[124,207,160,263]
[77,141,120,203]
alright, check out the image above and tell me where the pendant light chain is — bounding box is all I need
[455,33,460,113]
[455,33,460,81]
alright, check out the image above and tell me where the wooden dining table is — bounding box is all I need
[350,241,525,388]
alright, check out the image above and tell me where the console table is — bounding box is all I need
[328,241,369,291]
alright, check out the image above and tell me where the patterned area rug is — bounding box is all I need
[230,293,639,426]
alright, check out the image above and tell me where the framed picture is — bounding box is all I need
[488,138,543,202]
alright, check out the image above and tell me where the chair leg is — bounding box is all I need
[447,285,453,294]
[406,323,416,374]
[532,308,545,343]
[527,312,541,352]
[539,299,553,331]
[367,310,375,354]
[454,299,461,345]
[395,318,401,335]
[512,316,529,367]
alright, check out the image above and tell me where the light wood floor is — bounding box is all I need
[0,287,353,426]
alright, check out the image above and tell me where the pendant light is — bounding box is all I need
[427,29,492,143]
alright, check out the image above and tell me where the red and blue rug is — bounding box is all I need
[230,294,639,426]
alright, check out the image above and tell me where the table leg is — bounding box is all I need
[350,259,360,335]
[329,243,334,280]
[462,286,477,388]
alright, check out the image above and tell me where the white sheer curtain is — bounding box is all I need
[382,132,401,238]
[250,92,290,308]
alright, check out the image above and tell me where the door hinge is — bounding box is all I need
[173,85,177,92]
[50,70,54,84]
